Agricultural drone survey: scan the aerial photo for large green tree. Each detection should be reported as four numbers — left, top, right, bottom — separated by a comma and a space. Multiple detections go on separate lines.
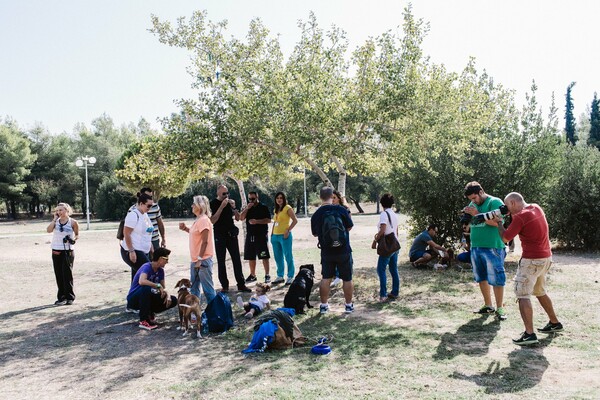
0, 120, 37, 218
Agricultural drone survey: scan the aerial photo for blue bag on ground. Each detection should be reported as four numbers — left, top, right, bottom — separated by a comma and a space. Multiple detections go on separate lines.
202, 292, 234, 333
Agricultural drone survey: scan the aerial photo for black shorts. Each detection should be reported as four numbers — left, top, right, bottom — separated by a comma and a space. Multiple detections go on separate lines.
321, 252, 353, 281
244, 234, 270, 260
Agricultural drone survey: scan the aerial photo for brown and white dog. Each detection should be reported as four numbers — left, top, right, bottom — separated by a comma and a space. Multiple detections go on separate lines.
174, 279, 202, 338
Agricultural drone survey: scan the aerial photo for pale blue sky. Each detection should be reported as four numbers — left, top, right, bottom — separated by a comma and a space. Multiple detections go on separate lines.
1, 0, 598, 134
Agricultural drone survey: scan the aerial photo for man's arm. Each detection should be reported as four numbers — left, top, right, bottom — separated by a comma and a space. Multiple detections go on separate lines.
157, 217, 166, 247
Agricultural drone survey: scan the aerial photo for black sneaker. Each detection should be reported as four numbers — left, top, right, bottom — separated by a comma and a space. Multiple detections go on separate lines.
537, 321, 563, 333
245, 275, 257, 283
54, 300, 67, 306
474, 305, 495, 314
264, 275, 271, 284
238, 286, 252, 293
512, 331, 539, 346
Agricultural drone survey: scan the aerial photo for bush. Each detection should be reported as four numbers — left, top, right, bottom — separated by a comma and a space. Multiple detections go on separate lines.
546, 145, 600, 249
94, 176, 135, 220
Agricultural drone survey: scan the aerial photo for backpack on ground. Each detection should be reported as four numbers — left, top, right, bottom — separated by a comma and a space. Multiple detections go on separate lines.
116, 209, 139, 240
202, 292, 234, 333
319, 208, 347, 249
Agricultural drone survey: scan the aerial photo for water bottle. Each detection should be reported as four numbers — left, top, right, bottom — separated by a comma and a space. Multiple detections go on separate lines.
201, 313, 209, 335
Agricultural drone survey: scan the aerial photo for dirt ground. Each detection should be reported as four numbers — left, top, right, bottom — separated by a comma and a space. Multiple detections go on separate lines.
1, 213, 599, 399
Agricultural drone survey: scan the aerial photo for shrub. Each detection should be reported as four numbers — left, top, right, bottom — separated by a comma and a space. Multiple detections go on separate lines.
94, 176, 135, 220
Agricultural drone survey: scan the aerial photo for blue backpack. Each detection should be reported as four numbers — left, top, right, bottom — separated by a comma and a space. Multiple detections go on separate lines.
319, 208, 347, 249
202, 292, 234, 333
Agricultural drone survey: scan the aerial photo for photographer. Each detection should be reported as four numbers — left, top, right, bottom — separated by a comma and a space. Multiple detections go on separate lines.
46, 203, 79, 306
492, 192, 563, 346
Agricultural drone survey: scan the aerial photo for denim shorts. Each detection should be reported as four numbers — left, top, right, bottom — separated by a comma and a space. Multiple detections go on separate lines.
471, 247, 506, 286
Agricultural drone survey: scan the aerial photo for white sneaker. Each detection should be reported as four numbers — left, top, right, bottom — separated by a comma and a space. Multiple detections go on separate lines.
330, 277, 341, 287
236, 296, 244, 309
285, 277, 294, 286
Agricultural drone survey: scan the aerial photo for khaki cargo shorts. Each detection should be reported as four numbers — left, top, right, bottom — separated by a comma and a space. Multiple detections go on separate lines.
513, 257, 552, 299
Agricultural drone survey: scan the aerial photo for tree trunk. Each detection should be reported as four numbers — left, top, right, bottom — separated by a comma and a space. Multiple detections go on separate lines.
332, 156, 347, 195
9, 200, 16, 220
348, 197, 365, 214
305, 158, 334, 189
296, 197, 302, 215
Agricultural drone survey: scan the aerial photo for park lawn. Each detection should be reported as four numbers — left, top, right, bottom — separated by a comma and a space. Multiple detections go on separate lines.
0, 217, 598, 399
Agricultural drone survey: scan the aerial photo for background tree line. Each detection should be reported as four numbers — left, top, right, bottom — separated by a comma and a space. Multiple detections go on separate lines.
2, 6, 599, 249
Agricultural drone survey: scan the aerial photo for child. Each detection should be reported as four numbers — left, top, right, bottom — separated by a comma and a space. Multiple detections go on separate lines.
236, 282, 271, 318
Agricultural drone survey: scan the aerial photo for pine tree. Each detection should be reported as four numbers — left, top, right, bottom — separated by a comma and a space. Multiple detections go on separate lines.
588, 92, 600, 150
565, 82, 577, 145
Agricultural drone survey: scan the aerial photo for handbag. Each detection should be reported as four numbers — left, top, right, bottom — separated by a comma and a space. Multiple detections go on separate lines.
376, 210, 401, 257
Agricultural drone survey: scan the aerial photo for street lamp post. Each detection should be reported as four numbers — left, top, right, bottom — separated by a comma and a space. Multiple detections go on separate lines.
303, 167, 308, 217
75, 156, 96, 230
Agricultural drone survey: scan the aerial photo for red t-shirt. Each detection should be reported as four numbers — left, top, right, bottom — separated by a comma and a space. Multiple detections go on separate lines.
502, 204, 551, 259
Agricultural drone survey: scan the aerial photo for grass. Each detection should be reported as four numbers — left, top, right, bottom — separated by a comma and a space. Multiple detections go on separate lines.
1, 218, 599, 399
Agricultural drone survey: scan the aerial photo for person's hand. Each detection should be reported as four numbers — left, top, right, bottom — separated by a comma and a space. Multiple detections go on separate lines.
220, 198, 229, 209
246, 201, 254, 209
463, 206, 478, 216
228, 199, 236, 209
371, 240, 377, 249
179, 222, 187, 231
160, 238, 166, 247
283, 230, 290, 239
249, 219, 257, 225
129, 251, 137, 263
195, 259, 202, 269
487, 216, 501, 227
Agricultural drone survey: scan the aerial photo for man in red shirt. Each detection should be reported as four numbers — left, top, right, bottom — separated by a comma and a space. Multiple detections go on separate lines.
494, 192, 563, 346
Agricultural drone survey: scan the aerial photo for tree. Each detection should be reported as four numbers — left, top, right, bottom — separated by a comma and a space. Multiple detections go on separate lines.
0, 119, 37, 218
588, 92, 600, 150
115, 134, 197, 201
150, 8, 424, 196
565, 82, 577, 145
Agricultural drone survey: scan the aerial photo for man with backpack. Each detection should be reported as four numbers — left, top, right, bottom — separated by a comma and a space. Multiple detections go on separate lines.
310, 186, 354, 314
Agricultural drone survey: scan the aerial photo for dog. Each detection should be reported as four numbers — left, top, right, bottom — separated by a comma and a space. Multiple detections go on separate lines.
174, 279, 202, 338
283, 264, 315, 314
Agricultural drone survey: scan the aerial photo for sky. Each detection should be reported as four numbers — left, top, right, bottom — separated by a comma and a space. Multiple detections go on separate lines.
1, 0, 599, 135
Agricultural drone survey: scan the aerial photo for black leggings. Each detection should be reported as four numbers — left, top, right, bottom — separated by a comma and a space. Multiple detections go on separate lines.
52, 249, 75, 301
120, 247, 151, 281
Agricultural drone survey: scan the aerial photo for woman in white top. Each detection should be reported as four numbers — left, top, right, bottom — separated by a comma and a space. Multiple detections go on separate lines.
120, 192, 154, 282
373, 193, 400, 302
46, 203, 79, 305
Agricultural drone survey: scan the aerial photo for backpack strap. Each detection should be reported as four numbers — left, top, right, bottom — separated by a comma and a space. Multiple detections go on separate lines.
384, 210, 394, 231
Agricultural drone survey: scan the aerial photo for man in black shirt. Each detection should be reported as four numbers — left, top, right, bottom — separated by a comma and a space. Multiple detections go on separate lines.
239, 191, 272, 283
210, 185, 251, 293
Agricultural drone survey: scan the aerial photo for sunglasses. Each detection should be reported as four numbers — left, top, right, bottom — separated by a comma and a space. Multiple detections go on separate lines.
222, 192, 229, 196
248, 197, 257, 201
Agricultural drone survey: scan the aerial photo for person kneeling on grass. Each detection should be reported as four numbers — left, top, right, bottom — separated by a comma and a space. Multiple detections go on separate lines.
236, 283, 271, 319
126, 247, 178, 330
409, 225, 450, 268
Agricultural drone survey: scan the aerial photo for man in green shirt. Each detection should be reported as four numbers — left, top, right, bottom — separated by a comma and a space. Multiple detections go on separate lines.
463, 181, 507, 320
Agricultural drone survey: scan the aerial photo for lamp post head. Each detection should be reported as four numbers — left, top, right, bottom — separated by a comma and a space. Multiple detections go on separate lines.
75, 159, 84, 167
88, 157, 96, 165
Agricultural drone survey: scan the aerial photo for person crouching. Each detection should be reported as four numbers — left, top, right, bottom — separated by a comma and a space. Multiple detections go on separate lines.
126, 247, 178, 330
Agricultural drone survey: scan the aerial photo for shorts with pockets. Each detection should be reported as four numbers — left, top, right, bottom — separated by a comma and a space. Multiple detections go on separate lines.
514, 257, 552, 299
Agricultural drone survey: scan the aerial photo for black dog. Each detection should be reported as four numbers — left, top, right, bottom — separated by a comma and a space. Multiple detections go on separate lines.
283, 264, 315, 314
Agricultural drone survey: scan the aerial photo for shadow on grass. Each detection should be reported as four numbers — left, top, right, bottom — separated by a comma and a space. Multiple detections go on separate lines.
433, 314, 501, 360
451, 335, 555, 394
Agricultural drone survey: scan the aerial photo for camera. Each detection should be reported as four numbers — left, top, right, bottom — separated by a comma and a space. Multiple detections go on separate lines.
473, 204, 509, 223
63, 235, 76, 245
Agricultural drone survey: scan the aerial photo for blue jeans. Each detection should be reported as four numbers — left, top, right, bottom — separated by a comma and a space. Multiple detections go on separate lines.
376, 251, 400, 298
471, 247, 506, 286
271, 233, 295, 278
190, 259, 216, 304
126, 285, 177, 323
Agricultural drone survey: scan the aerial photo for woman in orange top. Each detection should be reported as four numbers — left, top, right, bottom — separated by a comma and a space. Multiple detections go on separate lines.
270, 192, 298, 285
179, 195, 216, 303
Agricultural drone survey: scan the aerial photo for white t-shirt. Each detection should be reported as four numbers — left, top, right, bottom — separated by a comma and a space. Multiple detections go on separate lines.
249, 294, 270, 311
120, 209, 153, 253
378, 209, 398, 238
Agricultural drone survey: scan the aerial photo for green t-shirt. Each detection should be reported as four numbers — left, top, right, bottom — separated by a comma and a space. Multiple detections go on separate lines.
469, 195, 506, 249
